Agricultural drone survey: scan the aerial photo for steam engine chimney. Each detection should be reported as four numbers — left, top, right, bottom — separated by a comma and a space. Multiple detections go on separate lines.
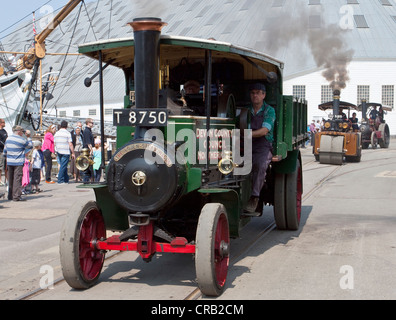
128, 18, 167, 138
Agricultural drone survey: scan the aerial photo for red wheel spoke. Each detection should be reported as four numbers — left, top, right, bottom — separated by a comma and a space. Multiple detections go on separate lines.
214, 214, 229, 287
78, 208, 105, 281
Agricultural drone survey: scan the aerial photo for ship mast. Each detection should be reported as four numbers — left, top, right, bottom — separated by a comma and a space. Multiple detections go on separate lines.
34, 0, 84, 59
22, 0, 83, 131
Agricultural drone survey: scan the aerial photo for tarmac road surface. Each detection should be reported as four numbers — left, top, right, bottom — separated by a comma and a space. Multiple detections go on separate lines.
0, 138, 395, 300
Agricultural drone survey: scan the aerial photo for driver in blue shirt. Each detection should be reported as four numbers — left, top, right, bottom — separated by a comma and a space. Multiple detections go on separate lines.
245, 83, 276, 213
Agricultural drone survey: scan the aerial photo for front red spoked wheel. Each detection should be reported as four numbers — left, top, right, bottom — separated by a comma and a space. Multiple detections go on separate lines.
214, 212, 229, 289
79, 206, 106, 282
195, 203, 230, 297
60, 201, 106, 289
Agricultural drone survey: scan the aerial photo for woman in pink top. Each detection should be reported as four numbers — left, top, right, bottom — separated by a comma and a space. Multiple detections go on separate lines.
42, 124, 56, 183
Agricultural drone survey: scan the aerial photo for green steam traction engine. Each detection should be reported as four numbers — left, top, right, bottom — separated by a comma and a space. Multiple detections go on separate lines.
59, 18, 308, 297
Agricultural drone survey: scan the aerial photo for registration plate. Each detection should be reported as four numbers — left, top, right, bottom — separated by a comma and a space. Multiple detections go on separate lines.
113, 109, 168, 127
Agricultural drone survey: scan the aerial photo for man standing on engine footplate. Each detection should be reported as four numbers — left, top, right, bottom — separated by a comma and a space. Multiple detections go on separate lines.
245, 83, 276, 213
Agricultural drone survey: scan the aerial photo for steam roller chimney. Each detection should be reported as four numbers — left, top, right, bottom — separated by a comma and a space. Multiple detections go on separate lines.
361, 99, 368, 121
332, 89, 341, 119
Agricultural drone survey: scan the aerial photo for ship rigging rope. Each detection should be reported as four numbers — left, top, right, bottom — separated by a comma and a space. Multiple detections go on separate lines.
1, 1, 101, 127
0, 0, 69, 41
0, 0, 52, 38
108, 0, 113, 39
43, 0, 100, 115
83, 0, 99, 42
42, 2, 84, 115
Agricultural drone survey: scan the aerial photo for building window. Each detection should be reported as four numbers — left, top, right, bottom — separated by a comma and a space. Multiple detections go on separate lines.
379, 0, 392, 6
354, 15, 369, 28
321, 85, 333, 104
105, 108, 113, 115
357, 85, 370, 105
89, 109, 97, 116
293, 85, 306, 100
73, 110, 81, 117
382, 85, 394, 108
59, 110, 66, 117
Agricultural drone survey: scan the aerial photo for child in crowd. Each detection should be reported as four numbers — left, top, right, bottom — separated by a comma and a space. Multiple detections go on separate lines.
93, 138, 102, 182
21, 152, 31, 195
31, 140, 44, 193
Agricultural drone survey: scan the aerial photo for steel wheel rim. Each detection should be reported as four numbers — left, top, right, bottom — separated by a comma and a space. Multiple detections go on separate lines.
79, 208, 106, 281
384, 131, 390, 145
296, 165, 302, 224
214, 213, 229, 288
371, 132, 377, 148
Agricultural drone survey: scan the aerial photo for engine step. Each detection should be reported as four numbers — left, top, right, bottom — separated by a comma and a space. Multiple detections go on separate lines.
241, 211, 262, 218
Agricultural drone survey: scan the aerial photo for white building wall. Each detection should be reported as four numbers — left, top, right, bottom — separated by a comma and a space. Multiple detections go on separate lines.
284, 60, 396, 136
55, 101, 124, 123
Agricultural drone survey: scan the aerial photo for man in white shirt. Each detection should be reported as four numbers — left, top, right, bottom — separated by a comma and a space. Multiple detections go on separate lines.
315, 120, 321, 132
54, 120, 75, 184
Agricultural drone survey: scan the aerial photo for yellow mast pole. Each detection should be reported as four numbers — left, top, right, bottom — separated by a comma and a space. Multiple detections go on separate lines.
35, 0, 83, 59
40, 59, 43, 132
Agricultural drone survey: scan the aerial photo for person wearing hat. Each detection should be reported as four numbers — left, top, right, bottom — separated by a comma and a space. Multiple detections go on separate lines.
245, 83, 276, 213
3, 125, 33, 201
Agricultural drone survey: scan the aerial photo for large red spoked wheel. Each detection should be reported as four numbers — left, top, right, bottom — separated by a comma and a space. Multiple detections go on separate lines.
195, 203, 230, 297
60, 200, 106, 289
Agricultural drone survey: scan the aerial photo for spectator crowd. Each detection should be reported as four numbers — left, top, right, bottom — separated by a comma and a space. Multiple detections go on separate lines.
0, 118, 107, 202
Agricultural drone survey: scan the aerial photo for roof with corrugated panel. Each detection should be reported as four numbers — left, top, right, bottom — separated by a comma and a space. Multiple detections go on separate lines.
1, 0, 395, 110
